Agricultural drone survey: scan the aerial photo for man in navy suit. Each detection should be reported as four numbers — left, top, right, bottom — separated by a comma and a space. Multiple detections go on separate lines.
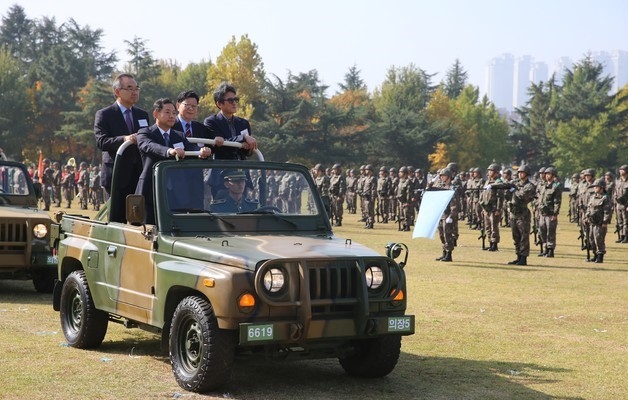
172, 90, 211, 143
136, 98, 211, 224
94, 73, 150, 222
203, 82, 258, 196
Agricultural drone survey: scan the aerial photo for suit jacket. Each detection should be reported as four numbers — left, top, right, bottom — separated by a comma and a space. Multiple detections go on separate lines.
203, 112, 252, 160
94, 102, 150, 191
172, 119, 211, 141
136, 125, 204, 223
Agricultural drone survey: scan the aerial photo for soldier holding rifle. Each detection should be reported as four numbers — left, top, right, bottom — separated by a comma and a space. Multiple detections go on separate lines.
506, 165, 536, 266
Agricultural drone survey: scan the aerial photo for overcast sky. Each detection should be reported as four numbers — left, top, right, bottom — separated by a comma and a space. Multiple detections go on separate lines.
6, 0, 628, 93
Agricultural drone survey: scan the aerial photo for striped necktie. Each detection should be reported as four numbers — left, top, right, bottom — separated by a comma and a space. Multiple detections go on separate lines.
163, 131, 170, 147
185, 122, 192, 137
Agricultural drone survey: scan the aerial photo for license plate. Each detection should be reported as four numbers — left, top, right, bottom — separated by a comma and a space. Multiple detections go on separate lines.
246, 324, 274, 342
47, 255, 58, 265
388, 317, 412, 332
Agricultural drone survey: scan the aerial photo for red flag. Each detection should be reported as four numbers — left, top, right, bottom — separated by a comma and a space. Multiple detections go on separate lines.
37, 151, 44, 182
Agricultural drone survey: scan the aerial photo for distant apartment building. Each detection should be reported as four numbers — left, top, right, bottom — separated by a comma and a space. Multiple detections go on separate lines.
513, 55, 534, 109
484, 53, 514, 110
551, 57, 572, 85
609, 50, 628, 92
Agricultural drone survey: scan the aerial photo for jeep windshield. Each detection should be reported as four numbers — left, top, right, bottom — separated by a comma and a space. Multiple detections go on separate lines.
0, 162, 38, 207
153, 160, 329, 233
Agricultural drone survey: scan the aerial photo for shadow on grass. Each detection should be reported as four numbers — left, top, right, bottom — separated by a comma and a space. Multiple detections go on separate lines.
453, 260, 628, 273
0, 280, 52, 305
91, 337, 581, 400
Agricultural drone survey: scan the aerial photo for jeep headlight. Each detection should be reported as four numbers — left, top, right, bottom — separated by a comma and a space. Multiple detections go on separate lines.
33, 224, 48, 239
263, 267, 285, 293
365, 265, 384, 289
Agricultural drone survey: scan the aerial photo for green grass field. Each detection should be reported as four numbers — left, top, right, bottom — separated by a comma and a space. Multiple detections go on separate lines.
1, 196, 626, 399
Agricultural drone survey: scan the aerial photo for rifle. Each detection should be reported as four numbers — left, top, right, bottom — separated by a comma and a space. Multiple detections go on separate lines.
531, 218, 543, 254
478, 217, 486, 250
577, 224, 586, 251
585, 224, 591, 261
614, 207, 621, 241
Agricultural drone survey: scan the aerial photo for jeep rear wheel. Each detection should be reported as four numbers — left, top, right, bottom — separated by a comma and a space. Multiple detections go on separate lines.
59, 270, 108, 348
339, 335, 402, 378
170, 296, 235, 393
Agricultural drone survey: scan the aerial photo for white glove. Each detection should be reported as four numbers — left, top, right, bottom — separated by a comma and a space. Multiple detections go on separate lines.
446, 217, 453, 224
485, 184, 492, 190
509, 187, 516, 192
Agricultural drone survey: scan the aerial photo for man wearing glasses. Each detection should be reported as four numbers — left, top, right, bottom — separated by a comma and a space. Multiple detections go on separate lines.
173, 90, 211, 143
204, 82, 258, 196
94, 73, 150, 222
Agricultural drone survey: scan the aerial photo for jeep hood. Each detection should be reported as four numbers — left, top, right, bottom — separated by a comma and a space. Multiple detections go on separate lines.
169, 235, 381, 270
0, 206, 50, 220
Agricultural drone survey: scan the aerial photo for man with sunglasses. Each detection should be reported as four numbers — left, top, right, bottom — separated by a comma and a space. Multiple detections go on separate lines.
204, 82, 258, 197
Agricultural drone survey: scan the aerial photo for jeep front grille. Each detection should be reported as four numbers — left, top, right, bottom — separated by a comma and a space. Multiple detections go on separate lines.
307, 261, 361, 314
0, 221, 27, 254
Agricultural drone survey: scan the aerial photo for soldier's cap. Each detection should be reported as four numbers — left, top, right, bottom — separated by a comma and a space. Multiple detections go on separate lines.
620, 165, 628, 171
590, 178, 606, 189
222, 169, 246, 181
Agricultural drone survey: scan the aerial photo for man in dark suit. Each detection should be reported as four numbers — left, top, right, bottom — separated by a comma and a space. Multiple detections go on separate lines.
203, 82, 258, 196
172, 90, 211, 142
94, 73, 150, 223
136, 98, 211, 224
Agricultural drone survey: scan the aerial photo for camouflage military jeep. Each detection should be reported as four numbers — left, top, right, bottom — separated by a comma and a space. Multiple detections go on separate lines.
52, 143, 414, 392
0, 160, 57, 292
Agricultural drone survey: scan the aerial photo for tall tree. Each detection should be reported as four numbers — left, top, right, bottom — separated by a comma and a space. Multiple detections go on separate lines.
0, 45, 29, 158
442, 59, 468, 99
338, 64, 367, 92
205, 34, 265, 119
0, 4, 33, 73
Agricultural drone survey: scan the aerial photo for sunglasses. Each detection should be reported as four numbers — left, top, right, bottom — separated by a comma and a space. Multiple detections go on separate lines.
222, 97, 240, 104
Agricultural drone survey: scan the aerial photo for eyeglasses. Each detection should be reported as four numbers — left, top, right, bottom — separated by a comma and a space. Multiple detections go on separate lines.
181, 103, 199, 110
222, 97, 240, 104
120, 87, 141, 92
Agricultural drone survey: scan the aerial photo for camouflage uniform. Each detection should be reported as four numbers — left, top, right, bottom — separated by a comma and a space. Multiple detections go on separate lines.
329, 164, 346, 226
376, 167, 391, 223
537, 167, 562, 257
52, 161, 62, 207
388, 167, 399, 222
585, 178, 613, 263
41, 160, 54, 211
61, 166, 75, 208
361, 165, 377, 229
614, 165, 628, 243
314, 164, 331, 219
578, 170, 596, 251
568, 173, 580, 223
395, 167, 412, 231
77, 162, 90, 210
433, 168, 459, 262
501, 169, 513, 226
90, 166, 102, 211
479, 164, 503, 251
507, 166, 536, 266
356, 166, 366, 221
467, 168, 484, 229
345, 169, 357, 214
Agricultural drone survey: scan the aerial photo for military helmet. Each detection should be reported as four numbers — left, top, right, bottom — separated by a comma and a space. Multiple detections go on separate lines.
359, 165, 365, 170
518, 165, 531, 175
365, 164, 373, 171
389, 167, 397, 173
415, 168, 422, 174
584, 168, 595, 176
487, 163, 500, 172
571, 173, 579, 179
604, 171, 613, 178
503, 169, 512, 175
439, 168, 452, 178
314, 163, 323, 171
43, 158, 50, 164
544, 167, 556, 175
473, 167, 481, 173
399, 166, 408, 173
379, 166, 387, 172
80, 161, 88, 168
446, 162, 458, 173
591, 177, 606, 189
538, 167, 546, 174
406, 166, 414, 173
332, 163, 341, 169
619, 165, 628, 171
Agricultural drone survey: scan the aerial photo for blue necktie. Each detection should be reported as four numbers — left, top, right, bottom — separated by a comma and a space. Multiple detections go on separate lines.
163, 131, 170, 147
185, 123, 192, 137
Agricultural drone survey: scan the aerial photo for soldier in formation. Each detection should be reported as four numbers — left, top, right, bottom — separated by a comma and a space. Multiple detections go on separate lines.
376, 167, 392, 223
479, 163, 504, 251
537, 167, 562, 257
584, 178, 613, 263
433, 168, 459, 262
329, 163, 346, 226
507, 165, 536, 266
615, 165, 628, 243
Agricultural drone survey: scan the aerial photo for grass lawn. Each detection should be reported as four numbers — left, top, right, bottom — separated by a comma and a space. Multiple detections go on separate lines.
0, 195, 626, 399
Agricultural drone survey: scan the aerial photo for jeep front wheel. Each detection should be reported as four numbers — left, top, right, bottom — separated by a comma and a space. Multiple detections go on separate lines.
339, 335, 402, 378
170, 296, 235, 393
59, 270, 108, 348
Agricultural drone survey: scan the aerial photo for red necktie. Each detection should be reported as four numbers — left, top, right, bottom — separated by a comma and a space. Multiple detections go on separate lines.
124, 109, 134, 133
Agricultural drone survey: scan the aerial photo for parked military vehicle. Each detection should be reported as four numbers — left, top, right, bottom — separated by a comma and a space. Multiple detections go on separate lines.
52, 141, 413, 392
0, 160, 57, 292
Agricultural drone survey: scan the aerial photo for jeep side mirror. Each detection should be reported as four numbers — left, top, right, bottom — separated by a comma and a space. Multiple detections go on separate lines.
386, 242, 408, 268
126, 195, 146, 225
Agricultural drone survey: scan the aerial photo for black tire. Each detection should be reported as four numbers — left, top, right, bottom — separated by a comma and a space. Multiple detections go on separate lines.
170, 296, 235, 393
32, 270, 56, 293
339, 335, 402, 378
59, 270, 108, 348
